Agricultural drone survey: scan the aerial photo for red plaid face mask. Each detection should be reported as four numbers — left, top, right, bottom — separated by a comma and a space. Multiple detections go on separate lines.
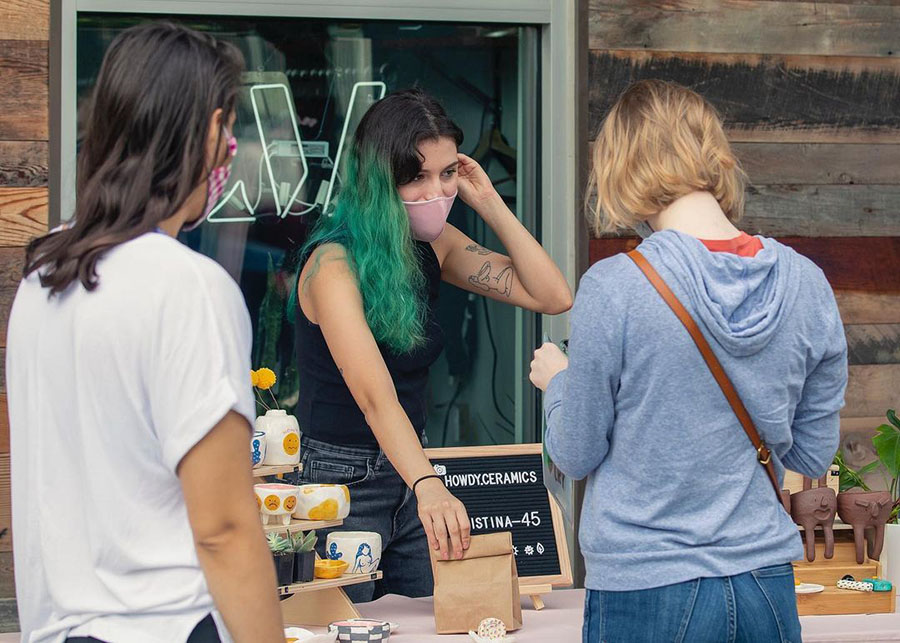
184, 127, 238, 231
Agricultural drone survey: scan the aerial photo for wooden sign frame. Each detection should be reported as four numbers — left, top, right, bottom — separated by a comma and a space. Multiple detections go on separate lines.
425, 442, 574, 604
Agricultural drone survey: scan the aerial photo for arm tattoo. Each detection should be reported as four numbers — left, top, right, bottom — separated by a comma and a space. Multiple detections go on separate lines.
468, 261, 513, 297
465, 243, 493, 256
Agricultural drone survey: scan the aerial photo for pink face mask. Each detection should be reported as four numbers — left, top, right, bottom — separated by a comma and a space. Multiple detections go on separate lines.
184, 127, 238, 232
403, 192, 457, 242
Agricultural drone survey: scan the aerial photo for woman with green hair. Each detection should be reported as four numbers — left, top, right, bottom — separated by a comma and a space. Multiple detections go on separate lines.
293, 88, 572, 601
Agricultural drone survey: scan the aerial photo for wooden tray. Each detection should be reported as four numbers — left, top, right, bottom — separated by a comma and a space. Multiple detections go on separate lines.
793, 534, 895, 616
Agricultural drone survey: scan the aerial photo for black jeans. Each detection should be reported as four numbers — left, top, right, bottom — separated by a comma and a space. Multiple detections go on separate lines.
65, 613, 220, 643
288, 435, 433, 602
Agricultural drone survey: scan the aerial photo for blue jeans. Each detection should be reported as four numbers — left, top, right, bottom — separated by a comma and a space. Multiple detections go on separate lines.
290, 435, 433, 602
583, 563, 801, 643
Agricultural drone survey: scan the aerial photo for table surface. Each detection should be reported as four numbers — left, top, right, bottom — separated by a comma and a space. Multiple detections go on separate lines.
0, 589, 898, 642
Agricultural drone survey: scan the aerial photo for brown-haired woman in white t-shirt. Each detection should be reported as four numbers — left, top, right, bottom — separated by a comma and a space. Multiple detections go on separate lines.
9, 22, 283, 643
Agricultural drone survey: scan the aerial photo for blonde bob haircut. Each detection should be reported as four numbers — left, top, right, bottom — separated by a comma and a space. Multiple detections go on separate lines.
587, 79, 747, 236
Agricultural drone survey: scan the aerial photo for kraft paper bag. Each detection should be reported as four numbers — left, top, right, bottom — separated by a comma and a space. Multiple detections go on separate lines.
430, 531, 523, 634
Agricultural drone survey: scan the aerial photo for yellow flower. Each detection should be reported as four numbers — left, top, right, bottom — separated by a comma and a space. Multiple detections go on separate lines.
250, 370, 259, 387
255, 368, 277, 390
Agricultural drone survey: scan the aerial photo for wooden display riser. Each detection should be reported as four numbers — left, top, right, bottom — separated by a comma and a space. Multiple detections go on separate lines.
253, 463, 301, 479
797, 586, 896, 616
792, 533, 895, 616
794, 562, 878, 586
280, 572, 382, 627
278, 571, 382, 597
263, 518, 343, 534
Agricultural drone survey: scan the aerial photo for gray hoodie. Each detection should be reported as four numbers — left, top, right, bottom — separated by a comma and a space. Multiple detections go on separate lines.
544, 229, 847, 591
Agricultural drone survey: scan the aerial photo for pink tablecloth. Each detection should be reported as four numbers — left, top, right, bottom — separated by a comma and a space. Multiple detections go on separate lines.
0, 590, 897, 642
357, 590, 900, 643
356, 590, 585, 642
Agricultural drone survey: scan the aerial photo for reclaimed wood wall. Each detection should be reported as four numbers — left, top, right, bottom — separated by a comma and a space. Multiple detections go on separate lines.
587, 0, 900, 477
0, 0, 50, 617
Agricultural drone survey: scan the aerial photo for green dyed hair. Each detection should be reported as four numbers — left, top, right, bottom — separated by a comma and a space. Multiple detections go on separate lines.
290, 88, 463, 354
293, 149, 426, 353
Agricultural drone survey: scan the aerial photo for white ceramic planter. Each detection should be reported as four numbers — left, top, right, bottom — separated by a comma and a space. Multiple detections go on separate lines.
254, 483, 300, 526
256, 410, 301, 466
880, 522, 900, 586
294, 484, 351, 521
326, 531, 382, 574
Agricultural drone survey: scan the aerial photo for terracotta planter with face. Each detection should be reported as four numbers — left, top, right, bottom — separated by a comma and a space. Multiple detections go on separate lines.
837, 490, 893, 564
790, 476, 836, 562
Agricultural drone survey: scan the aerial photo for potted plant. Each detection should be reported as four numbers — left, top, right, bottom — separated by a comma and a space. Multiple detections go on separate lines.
874, 410, 900, 583
267, 532, 295, 587
834, 410, 900, 582
292, 530, 318, 583
252, 367, 301, 466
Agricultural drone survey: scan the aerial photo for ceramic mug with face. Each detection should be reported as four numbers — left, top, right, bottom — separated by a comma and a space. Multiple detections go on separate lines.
256, 409, 301, 466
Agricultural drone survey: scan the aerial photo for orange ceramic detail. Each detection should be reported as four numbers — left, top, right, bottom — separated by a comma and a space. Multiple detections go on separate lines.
308, 499, 339, 521
314, 559, 349, 579
283, 433, 299, 455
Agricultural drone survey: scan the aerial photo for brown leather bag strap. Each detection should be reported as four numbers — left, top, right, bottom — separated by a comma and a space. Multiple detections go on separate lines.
627, 249, 783, 505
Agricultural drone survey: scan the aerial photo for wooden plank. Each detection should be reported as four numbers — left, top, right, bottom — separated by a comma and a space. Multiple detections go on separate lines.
0, 597, 18, 632
794, 536, 872, 567
588, 50, 900, 143
263, 518, 343, 534
0, 397, 7, 456
281, 585, 360, 627
777, 238, 900, 292
0, 552, 14, 600
734, 143, 900, 186
278, 571, 382, 596
845, 325, 900, 365
253, 463, 300, 478
0, 188, 47, 247
835, 293, 900, 325
588, 1, 900, 57
0, 40, 48, 140
844, 364, 900, 418
795, 563, 879, 587
588, 237, 639, 265
840, 416, 886, 432
0, 455, 9, 553
742, 189, 900, 237
797, 585, 895, 616
0, 141, 48, 188
0, 248, 24, 350
0, 0, 48, 41
590, 237, 900, 292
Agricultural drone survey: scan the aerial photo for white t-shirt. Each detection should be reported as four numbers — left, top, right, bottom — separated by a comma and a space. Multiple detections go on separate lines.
6, 232, 255, 643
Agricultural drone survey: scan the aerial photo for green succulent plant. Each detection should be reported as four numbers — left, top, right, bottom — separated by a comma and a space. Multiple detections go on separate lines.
266, 532, 292, 553
291, 530, 318, 554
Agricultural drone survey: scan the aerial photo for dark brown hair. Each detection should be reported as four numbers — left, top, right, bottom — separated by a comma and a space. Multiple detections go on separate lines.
25, 21, 244, 294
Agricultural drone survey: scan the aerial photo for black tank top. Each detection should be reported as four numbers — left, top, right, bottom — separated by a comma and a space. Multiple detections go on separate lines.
295, 241, 445, 446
